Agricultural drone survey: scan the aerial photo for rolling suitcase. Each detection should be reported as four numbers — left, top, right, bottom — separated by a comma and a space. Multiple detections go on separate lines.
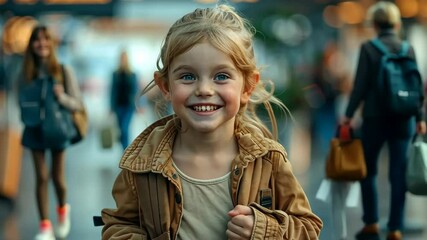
100, 125, 114, 149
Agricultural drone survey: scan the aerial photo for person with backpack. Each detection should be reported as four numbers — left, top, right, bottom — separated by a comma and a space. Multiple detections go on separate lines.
341, 2, 426, 240
110, 50, 139, 150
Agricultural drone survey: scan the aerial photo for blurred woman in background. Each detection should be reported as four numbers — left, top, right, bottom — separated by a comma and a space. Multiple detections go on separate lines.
20, 25, 83, 240
110, 49, 139, 150
342, 2, 426, 240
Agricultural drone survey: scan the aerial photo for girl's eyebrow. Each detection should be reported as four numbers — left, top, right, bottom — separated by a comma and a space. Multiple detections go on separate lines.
214, 64, 237, 71
172, 64, 237, 73
172, 65, 192, 73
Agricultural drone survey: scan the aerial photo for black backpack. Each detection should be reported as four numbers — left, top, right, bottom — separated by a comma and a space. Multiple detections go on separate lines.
370, 38, 424, 117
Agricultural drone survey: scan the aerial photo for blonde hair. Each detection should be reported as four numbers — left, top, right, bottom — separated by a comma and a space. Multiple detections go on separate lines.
143, 5, 287, 140
23, 25, 62, 83
367, 1, 401, 30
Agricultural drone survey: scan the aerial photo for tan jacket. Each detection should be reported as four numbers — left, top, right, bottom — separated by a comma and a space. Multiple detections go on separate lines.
102, 116, 322, 240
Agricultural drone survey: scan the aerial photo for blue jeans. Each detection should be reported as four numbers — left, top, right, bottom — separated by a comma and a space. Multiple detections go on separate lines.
115, 106, 134, 150
360, 116, 415, 231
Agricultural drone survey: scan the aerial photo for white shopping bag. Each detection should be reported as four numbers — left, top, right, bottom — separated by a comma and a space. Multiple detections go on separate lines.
316, 179, 361, 240
315, 179, 360, 207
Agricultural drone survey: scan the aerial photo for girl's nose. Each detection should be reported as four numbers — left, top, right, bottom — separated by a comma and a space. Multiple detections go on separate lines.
195, 79, 214, 96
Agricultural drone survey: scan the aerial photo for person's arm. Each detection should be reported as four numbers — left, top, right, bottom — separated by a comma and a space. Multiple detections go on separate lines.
101, 170, 147, 240
56, 65, 83, 111
249, 153, 322, 239
345, 43, 371, 120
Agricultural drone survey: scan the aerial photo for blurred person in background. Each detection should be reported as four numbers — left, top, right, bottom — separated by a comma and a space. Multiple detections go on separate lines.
341, 2, 426, 240
110, 49, 139, 150
19, 25, 84, 240
310, 41, 341, 157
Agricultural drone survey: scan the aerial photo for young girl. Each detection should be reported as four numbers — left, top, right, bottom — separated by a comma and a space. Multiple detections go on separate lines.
102, 5, 322, 239
20, 25, 83, 240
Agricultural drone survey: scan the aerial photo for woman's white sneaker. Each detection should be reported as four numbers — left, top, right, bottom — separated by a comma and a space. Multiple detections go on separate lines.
56, 204, 71, 238
35, 230, 55, 240
35, 220, 55, 240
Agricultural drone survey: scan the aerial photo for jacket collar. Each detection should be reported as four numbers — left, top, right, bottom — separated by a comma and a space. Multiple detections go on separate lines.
378, 28, 396, 37
119, 115, 284, 173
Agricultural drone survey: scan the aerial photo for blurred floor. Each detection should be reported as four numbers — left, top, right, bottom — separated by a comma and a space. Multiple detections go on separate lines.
1, 111, 427, 240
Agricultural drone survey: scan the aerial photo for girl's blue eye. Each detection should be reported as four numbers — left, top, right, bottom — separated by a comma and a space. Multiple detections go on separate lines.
181, 74, 196, 81
215, 73, 229, 81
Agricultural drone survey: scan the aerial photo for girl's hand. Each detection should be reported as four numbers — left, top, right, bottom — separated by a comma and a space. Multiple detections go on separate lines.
341, 116, 351, 126
226, 205, 254, 240
53, 84, 65, 98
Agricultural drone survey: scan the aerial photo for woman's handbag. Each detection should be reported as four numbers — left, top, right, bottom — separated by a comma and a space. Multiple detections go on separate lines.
70, 107, 88, 144
325, 125, 367, 181
42, 78, 77, 147
406, 134, 427, 195
19, 79, 43, 127
19, 74, 81, 147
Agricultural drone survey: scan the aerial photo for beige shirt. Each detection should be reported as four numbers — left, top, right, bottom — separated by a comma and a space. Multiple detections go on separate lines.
174, 162, 233, 240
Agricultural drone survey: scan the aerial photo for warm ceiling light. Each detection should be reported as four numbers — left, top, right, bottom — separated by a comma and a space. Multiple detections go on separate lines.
396, 0, 419, 18
2, 16, 38, 54
419, 0, 427, 18
338, 1, 365, 25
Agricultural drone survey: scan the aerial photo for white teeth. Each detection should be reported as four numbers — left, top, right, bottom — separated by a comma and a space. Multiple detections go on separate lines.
193, 105, 218, 112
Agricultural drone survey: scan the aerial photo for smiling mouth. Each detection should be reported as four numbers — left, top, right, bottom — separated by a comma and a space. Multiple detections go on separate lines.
191, 105, 219, 112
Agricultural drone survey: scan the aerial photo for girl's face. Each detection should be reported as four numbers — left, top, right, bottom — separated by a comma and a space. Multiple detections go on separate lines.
158, 42, 253, 134
32, 31, 51, 59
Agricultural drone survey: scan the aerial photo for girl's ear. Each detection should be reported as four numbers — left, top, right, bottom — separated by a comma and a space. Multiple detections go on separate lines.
154, 71, 170, 100
241, 71, 260, 104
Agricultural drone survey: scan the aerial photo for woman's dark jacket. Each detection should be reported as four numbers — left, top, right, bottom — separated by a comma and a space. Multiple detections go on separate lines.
345, 30, 424, 122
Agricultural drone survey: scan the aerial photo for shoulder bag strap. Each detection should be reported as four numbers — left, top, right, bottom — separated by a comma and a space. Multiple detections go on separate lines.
60, 64, 68, 94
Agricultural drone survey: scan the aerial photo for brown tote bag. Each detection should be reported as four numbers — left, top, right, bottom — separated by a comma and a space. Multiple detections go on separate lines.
71, 106, 88, 144
61, 65, 88, 144
326, 125, 367, 181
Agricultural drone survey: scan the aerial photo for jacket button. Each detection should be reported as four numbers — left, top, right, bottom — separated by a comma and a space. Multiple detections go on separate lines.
175, 193, 182, 204
234, 168, 240, 176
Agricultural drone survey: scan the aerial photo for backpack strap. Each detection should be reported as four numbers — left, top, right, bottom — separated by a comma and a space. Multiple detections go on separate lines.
371, 38, 410, 56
